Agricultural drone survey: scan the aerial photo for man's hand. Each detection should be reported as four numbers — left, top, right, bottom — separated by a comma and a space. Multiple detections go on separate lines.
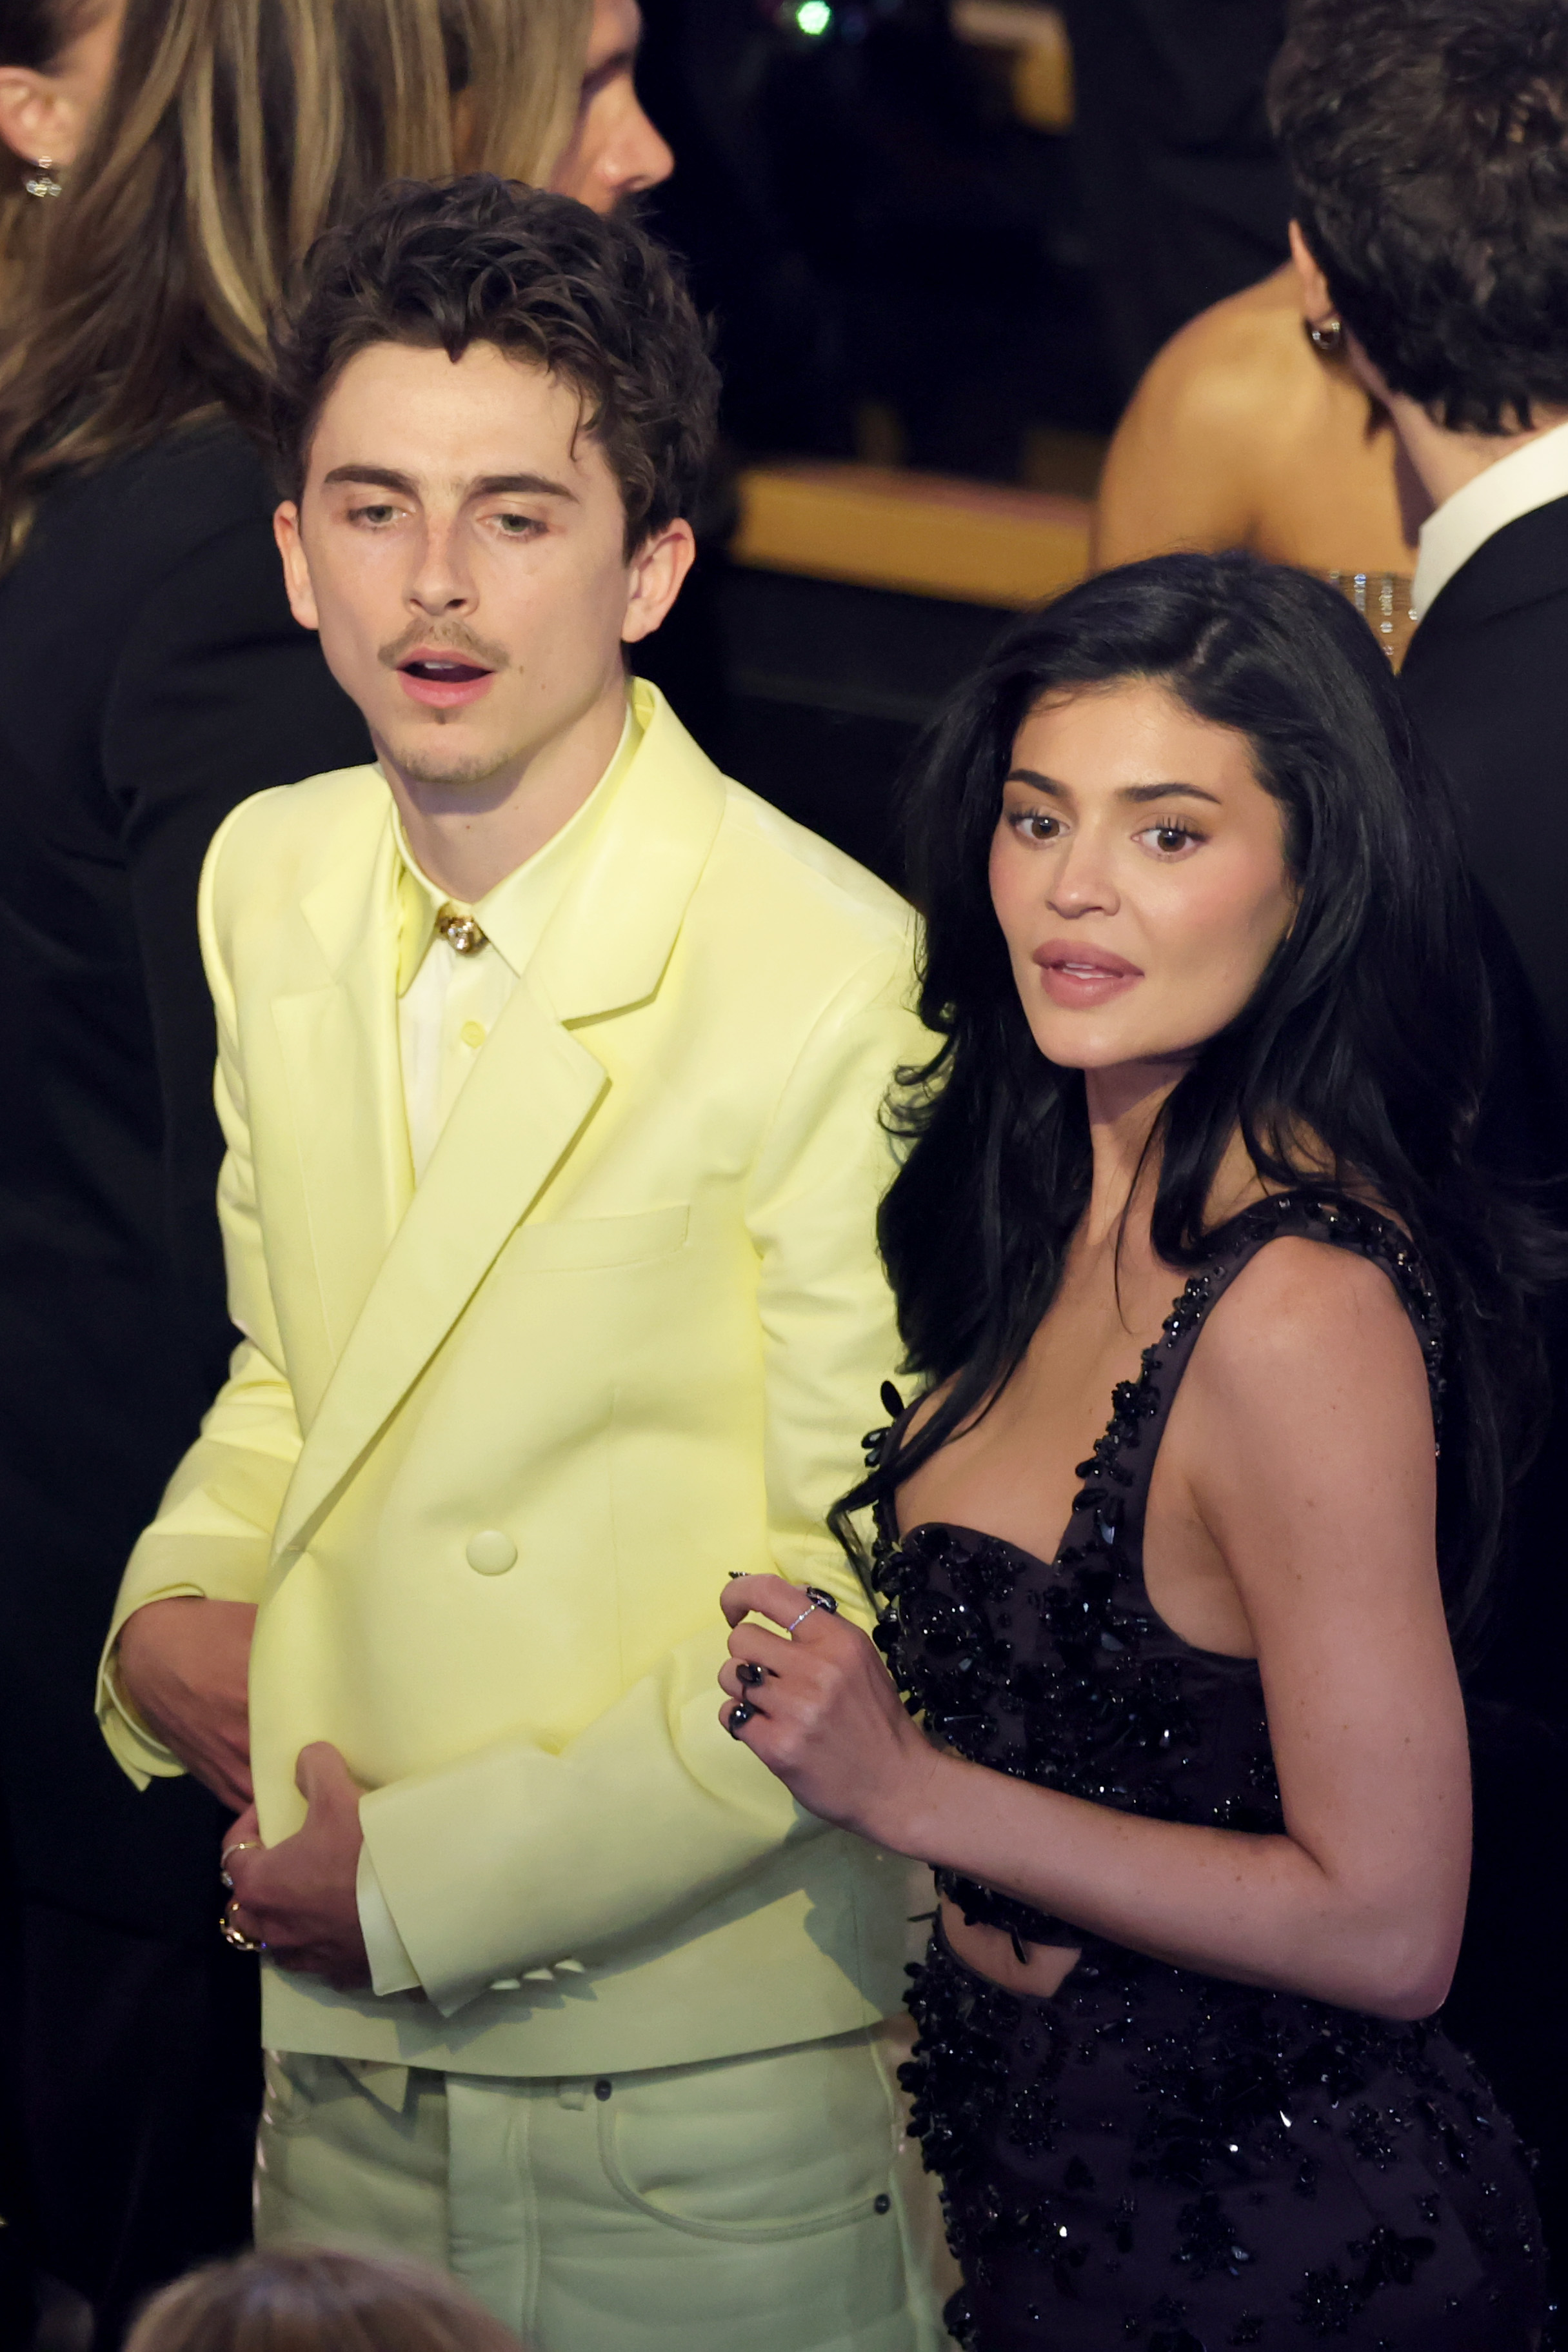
115, 1596, 257, 1809
224, 1742, 371, 1991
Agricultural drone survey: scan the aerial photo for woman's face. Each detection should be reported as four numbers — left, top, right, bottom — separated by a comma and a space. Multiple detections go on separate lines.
547, 0, 671, 214
989, 678, 1298, 1077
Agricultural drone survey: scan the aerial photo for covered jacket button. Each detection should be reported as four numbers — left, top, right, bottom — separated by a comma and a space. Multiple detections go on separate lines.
466, 1529, 517, 1575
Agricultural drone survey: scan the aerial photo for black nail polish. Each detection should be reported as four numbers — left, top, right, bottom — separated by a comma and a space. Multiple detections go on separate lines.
728, 1702, 755, 1737
804, 1587, 839, 1614
739, 1661, 764, 1687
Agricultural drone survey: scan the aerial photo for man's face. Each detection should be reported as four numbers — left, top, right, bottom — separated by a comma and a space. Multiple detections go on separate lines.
274, 339, 690, 798
549, 0, 671, 214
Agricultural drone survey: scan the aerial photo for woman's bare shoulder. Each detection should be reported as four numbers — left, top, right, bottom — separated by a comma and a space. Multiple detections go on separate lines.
1127, 270, 1314, 437
1186, 1234, 1429, 1406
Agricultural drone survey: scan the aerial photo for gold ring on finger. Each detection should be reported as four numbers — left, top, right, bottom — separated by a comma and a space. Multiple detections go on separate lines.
219, 1897, 264, 1954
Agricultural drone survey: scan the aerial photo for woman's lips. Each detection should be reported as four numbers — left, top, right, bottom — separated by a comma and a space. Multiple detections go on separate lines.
397, 655, 497, 710
1033, 942, 1144, 1008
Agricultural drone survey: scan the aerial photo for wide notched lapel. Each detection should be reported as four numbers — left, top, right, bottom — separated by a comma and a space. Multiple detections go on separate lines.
272, 690, 729, 1557
269, 815, 413, 1430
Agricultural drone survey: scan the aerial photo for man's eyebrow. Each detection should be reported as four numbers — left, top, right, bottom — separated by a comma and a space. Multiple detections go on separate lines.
1003, 768, 1222, 807
321, 464, 417, 493
470, 472, 577, 502
319, 466, 578, 503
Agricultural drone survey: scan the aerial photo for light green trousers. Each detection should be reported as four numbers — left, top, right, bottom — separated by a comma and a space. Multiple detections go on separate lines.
254, 2026, 948, 2352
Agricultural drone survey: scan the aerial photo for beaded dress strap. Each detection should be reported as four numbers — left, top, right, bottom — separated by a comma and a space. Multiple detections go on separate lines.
1069, 1191, 1445, 1560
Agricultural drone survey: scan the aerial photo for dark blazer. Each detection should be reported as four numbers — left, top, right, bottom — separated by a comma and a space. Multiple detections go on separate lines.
1400, 492, 1568, 2297
0, 419, 369, 1940
1402, 491, 1568, 1126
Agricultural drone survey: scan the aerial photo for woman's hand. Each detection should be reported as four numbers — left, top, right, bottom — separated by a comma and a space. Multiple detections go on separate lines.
717, 1573, 942, 1848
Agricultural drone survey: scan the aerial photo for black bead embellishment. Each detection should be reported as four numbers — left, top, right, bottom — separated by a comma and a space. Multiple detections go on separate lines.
868, 1193, 1540, 2346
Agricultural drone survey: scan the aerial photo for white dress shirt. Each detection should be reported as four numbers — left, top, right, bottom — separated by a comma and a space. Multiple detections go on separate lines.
357, 693, 642, 1995
1412, 414, 1568, 619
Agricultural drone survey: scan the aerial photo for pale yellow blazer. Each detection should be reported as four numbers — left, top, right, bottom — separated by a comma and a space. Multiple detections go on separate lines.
101, 683, 932, 2078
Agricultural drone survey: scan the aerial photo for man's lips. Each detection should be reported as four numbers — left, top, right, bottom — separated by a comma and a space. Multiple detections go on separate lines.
395, 650, 497, 710
1032, 941, 1144, 1008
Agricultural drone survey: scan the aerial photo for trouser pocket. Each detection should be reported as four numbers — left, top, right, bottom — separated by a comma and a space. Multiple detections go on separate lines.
594, 2029, 897, 2242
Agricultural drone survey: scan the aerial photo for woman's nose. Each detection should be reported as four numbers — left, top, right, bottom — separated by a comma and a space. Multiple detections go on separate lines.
603, 98, 673, 202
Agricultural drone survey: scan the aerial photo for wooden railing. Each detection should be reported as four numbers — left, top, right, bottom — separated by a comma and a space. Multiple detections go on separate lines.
731, 461, 1093, 609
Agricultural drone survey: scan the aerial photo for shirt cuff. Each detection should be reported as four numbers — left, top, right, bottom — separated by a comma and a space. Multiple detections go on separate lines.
356, 1842, 422, 1996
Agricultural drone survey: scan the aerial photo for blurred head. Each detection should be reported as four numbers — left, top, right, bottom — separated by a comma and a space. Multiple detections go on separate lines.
270, 175, 716, 795
124, 2244, 521, 2352
989, 679, 1296, 1085
549, 0, 671, 212
0, 0, 605, 560
0, 0, 122, 173
848, 550, 1545, 1637
1270, 0, 1568, 432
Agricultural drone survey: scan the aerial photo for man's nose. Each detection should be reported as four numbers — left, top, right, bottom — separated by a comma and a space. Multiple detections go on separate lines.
407, 522, 473, 612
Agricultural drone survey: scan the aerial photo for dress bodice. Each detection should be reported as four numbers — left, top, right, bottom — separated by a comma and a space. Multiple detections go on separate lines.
870, 1190, 1444, 1954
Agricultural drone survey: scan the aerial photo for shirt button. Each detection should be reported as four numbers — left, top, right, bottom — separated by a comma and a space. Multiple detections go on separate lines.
459, 1019, 486, 1049
466, 1529, 517, 1575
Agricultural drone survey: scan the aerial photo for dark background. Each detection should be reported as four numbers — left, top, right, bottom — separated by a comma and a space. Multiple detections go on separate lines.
631, 0, 1292, 888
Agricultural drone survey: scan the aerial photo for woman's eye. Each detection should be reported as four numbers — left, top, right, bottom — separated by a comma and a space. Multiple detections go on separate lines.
1138, 821, 1202, 856
1011, 809, 1060, 842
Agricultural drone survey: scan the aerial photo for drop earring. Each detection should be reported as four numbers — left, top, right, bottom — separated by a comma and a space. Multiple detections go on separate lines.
24, 157, 62, 199
1304, 313, 1344, 357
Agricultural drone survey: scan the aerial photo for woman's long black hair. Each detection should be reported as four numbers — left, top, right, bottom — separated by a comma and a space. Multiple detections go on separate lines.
834, 550, 1560, 1646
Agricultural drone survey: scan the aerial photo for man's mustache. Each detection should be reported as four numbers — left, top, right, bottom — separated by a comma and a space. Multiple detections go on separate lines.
377, 622, 512, 672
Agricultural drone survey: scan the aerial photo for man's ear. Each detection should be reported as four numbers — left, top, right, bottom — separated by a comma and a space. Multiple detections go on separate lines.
1287, 219, 1335, 328
620, 517, 697, 646
273, 501, 320, 633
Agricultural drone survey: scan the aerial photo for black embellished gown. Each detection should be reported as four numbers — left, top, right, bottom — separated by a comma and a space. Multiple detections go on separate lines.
873, 1192, 1547, 2351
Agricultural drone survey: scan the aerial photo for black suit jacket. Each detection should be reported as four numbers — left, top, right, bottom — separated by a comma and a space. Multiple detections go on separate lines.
1401, 493, 1568, 2278
0, 419, 370, 1940
1402, 492, 1568, 1131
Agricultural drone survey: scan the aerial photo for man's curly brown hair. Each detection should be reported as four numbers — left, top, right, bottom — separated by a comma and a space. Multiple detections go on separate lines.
1270, 0, 1568, 434
269, 175, 719, 552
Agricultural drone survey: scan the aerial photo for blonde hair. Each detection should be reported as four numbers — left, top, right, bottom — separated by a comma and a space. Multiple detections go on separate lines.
0, 0, 590, 556
124, 2245, 523, 2352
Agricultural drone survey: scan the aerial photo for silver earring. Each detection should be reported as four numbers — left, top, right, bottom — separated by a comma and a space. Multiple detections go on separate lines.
1305, 314, 1344, 357
24, 157, 62, 199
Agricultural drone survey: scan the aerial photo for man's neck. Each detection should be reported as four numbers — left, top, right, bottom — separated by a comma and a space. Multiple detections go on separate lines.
1384, 388, 1568, 512
381, 677, 629, 904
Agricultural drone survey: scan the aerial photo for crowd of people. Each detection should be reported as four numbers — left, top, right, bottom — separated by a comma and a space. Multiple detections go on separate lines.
0, 1, 1566, 2350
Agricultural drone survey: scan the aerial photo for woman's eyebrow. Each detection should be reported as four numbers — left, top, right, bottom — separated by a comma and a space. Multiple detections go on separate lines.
1003, 770, 1222, 807
1120, 781, 1223, 806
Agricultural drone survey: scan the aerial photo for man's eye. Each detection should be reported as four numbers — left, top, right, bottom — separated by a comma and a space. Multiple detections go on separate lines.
494, 512, 544, 537
352, 504, 399, 526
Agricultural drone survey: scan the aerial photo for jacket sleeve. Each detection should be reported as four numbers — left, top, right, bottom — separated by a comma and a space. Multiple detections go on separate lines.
360, 933, 931, 2015
97, 799, 306, 1784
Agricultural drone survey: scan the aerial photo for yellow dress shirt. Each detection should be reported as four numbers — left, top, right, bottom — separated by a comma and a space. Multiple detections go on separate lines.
394, 699, 641, 1182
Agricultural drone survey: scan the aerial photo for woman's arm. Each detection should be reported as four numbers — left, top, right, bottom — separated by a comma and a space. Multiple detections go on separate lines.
720, 1240, 1469, 2019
